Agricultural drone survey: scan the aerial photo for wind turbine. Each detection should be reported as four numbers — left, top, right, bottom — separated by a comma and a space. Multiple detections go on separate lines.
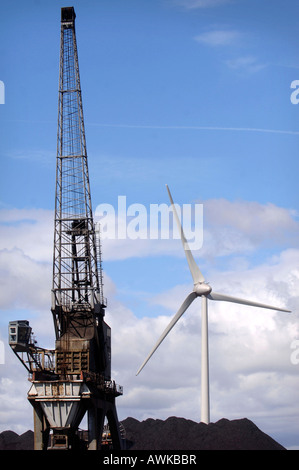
136, 185, 291, 424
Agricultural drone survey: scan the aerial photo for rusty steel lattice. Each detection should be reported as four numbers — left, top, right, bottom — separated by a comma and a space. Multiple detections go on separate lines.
9, 7, 123, 450
52, 7, 104, 326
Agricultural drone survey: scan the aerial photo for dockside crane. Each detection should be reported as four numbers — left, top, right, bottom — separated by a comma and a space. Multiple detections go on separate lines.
9, 7, 123, 450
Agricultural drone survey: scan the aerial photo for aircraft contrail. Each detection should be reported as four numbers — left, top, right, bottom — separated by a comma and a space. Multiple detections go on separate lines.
88, 123, 299, 136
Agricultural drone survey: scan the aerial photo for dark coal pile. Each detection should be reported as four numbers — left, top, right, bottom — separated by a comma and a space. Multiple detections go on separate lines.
0, 417, 285, 450
0, 430, 34, 450
121, 417, 286, 450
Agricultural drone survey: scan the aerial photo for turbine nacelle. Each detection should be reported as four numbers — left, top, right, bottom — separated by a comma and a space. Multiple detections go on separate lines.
193, 282, 212, 296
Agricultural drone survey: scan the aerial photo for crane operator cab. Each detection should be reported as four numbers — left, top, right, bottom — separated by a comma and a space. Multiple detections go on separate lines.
8, 320, 32, 352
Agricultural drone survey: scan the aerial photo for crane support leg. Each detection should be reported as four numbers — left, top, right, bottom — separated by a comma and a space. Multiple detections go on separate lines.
87, 399, 123, 450
33, 403, 49, 450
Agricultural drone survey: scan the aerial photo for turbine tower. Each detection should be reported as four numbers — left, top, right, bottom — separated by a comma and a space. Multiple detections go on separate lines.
9, 7, 123, 450
137, 185, 291, 424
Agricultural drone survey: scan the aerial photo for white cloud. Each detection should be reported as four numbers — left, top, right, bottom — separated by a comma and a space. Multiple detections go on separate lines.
108, 248, 299, 445
176, 0, 232, 9
204, 200, 298, 237
225, 56, 267, 73
99, 198, 299, 261
1, 200, 298, 269
0, 371, 33, 433
200, 199, 299, 258
195, 29, 240, 46
0, 208, 53, 262
193, 27, 267, 73
0, 205, 298, 448
1, 248, 298, 446
0, 248, 51, 311
1, 200, 297, 269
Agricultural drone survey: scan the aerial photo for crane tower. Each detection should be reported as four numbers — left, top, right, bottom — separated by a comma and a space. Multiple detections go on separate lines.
8, 7, 123, 450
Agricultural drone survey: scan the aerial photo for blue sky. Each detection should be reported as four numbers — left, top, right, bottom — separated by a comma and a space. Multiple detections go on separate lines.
0, 0, 299, 449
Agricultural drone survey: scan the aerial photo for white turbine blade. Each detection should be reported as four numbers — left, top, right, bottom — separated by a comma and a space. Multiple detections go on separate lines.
208, 291, 291, 312
166, 184, 205, 284
136, 291, 197, 376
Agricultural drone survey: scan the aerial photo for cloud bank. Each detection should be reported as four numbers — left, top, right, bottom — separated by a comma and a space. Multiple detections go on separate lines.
0, 201, 298, 448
